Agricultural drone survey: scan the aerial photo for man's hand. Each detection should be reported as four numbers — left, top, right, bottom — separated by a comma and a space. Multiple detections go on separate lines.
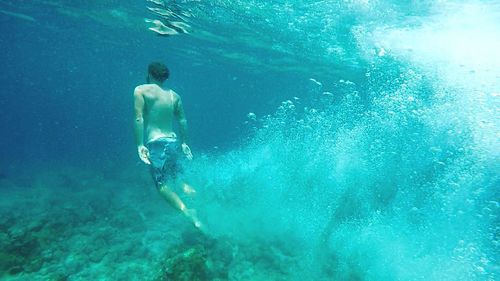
138, 145, 151, 165
181, 143, 193, 160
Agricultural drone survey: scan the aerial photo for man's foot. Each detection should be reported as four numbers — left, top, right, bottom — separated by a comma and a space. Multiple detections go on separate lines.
184, 209, 206, 232
182, 183, 197, 196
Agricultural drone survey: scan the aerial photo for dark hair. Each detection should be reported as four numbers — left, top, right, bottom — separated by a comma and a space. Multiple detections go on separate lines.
148, 62, 169, 82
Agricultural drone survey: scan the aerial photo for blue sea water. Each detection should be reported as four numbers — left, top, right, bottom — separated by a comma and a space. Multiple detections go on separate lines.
0, 0, 498, 280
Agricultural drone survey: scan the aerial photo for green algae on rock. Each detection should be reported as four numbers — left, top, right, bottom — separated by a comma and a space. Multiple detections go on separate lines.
154, 245, 209, 281
153, 233, 298, 281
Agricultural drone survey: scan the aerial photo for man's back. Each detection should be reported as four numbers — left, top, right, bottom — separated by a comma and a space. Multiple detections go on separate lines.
137, 84, 178, 142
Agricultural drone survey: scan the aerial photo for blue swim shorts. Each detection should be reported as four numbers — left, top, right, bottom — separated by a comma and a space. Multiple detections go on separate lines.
146, 137, 183, 187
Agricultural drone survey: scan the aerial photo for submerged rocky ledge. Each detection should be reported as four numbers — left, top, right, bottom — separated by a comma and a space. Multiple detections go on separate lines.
0, 169, 298, 281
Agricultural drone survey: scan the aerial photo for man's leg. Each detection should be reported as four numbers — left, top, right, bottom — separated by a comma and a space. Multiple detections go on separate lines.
157, 183, 202, 229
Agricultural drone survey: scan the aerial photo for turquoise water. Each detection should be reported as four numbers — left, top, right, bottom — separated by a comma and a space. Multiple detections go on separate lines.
0, 0, 498, 280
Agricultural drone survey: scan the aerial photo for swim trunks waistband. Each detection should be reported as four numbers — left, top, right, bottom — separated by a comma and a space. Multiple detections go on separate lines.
147, 135, 177, 144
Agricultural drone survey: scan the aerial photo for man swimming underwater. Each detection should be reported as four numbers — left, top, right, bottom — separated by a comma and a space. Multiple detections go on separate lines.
134, 62, 202, 229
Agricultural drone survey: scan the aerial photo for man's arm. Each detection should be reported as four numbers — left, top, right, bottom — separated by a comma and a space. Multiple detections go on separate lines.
175, 94, 193, 160
175, 95, 188, 144
134, 87, 151, 164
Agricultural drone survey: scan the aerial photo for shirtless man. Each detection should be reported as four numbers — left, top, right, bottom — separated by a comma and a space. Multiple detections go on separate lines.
134, 62, 201, 229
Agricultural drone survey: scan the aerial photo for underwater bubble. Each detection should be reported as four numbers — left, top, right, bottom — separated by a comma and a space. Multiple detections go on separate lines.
144, 18, 179, 35
487, 201, 498, 208
339, 79, 355, 85
309, 78, 322, 87
147, 7, 173, 17
247, 112, 257, 121
147, 0, 165, 5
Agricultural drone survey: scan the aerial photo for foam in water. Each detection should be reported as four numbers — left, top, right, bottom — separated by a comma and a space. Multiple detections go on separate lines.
182, 2, 499, 279
187, 66, 498, 280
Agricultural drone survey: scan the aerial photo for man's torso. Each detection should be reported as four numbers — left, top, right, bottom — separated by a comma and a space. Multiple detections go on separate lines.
139, 84, 178, 142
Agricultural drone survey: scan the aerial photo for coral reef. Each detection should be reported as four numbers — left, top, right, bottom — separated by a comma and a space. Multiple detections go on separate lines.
153, 229, 298, 281
0, 168, 299, 281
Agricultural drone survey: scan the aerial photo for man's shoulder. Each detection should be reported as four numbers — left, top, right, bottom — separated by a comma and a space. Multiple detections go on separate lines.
170, 89, 181, 100
134, 84, 154, 94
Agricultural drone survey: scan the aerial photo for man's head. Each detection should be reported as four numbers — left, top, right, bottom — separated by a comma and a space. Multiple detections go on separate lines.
147, 62, 169, 83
